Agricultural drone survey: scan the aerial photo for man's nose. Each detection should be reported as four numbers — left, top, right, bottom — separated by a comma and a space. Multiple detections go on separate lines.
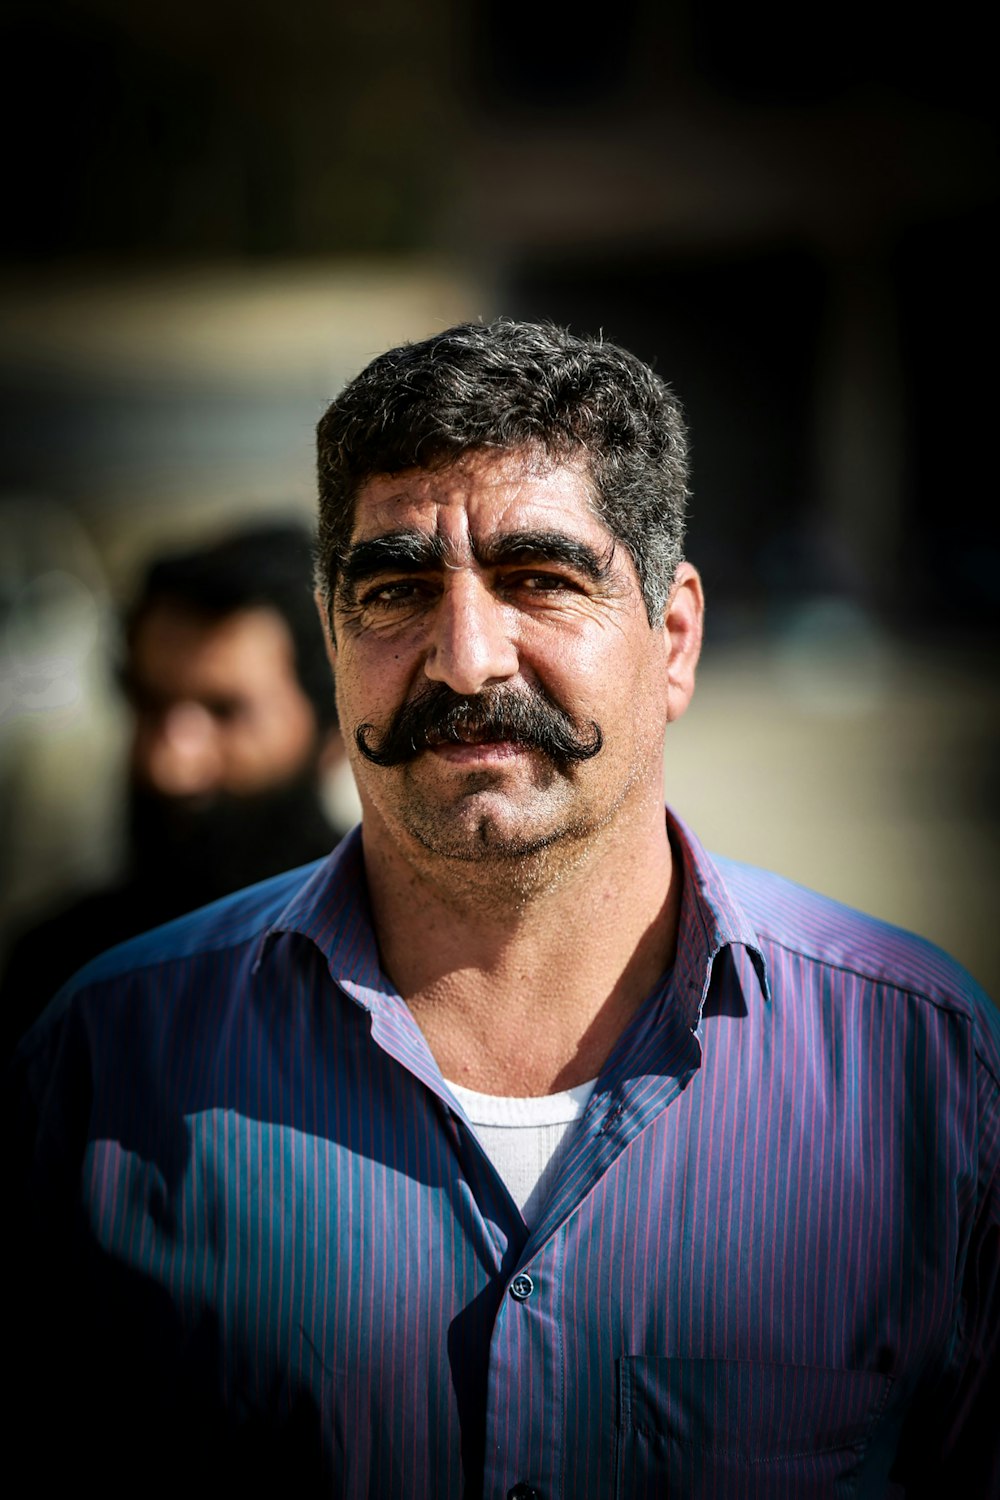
134, 703, 224, 797
423, 573, 519, 695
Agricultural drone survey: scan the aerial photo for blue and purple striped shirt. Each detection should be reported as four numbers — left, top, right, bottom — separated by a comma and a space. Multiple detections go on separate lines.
10, 810, 999, 1498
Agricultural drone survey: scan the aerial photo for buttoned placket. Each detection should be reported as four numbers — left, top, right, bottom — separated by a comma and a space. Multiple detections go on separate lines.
336, 954, 714, 1500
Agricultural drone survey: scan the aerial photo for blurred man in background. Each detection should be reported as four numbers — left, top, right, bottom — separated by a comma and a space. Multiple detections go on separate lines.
0, 519, 351, 1055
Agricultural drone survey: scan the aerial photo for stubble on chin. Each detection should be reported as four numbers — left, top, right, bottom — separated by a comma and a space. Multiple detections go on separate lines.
395, 758, 568, 858
388, 761, 634, 907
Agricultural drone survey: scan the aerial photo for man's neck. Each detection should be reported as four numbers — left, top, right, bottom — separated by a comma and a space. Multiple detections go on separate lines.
361, 802, 679, 1096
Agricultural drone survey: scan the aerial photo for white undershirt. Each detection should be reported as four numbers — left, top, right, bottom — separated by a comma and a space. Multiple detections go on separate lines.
445, 1076, 598, 1226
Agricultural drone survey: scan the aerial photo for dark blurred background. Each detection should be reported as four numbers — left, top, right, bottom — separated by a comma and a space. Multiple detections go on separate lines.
1, 0, 997, 992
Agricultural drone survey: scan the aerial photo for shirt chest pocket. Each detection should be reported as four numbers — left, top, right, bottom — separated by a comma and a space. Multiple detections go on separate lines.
616, 1357, 895, 1500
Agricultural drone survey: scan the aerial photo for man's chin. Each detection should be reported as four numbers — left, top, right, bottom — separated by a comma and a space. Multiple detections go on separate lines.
398, 784, 585, 864
411, 819, 565, 863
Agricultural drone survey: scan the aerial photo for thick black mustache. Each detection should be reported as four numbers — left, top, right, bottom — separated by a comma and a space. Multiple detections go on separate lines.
355, 683, 603, 769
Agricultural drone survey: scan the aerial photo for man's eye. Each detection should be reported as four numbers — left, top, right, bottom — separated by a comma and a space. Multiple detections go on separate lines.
360, 580, 426, 608
206, 699, 243, 723
510, 572, 577, 593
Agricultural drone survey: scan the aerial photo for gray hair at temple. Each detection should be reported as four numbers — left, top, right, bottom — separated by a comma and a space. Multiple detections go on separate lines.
314, 319, 690, 626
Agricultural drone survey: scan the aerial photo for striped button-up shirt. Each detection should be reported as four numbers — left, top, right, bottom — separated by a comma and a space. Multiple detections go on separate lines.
10, 811, 999, 1499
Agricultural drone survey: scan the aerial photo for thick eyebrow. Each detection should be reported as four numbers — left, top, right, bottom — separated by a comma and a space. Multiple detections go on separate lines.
474, 530, 616, 583
339, 531, 450, 594
339, 527, 615, 596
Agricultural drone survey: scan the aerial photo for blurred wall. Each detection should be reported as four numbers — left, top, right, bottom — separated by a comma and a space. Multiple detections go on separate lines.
1, 0, 997, 993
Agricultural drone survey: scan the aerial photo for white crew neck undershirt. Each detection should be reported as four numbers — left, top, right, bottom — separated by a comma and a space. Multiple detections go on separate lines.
445, 1076, 598, 1226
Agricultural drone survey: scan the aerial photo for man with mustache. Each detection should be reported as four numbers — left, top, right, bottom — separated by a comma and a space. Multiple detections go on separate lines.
10, 321, 999, 1498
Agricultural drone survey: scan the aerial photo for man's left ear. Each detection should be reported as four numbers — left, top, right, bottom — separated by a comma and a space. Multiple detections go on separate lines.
662, 563, 704, 724
315, 589, 337, 666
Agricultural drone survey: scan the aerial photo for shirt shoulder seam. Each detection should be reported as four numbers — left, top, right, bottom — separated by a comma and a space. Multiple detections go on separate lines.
754, 930, 1000, 1089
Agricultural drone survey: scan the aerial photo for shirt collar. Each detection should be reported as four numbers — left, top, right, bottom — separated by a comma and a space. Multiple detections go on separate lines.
256, 808, 771, 1017
666, 805, 771, 1025
252, 827, 387, 1009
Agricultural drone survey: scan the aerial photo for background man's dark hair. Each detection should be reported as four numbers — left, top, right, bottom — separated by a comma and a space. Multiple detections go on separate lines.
126, 519, 337, 730
315, 319, 690, 625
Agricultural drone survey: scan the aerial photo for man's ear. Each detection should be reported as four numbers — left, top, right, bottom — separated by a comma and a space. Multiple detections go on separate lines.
315, 589, 337, 666
662, 563, 704, 724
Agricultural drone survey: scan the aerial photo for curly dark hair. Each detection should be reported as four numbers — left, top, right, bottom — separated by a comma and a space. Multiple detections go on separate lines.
315, 318, 690, 624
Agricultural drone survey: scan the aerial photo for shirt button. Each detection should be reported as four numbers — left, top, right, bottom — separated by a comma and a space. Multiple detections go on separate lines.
507, 1486, 539, 1500
509, 1272, 534, 1301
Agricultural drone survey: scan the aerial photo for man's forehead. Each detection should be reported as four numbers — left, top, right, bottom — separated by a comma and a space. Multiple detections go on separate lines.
131, 602, 298, 681
135, 599, 291, 645
348, 448, 605, 547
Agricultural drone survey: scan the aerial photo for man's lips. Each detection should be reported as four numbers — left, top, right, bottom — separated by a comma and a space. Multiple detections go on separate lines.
423, 730, 529, 763
425, 726, 518, 748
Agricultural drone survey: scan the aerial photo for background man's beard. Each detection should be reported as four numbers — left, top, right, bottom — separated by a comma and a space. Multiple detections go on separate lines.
355, 682, 602, 769
127, 767, 335, 908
